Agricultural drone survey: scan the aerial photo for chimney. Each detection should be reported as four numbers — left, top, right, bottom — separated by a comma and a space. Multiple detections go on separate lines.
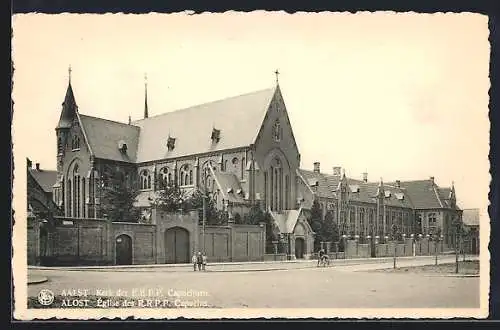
27, 158, 32, 169
35, 163, 40, 171
313, 162, 320, 173
395, 180, 401, 188
362, 172, 368, 183
430, 176, 435, 185
333, 166, 342, 177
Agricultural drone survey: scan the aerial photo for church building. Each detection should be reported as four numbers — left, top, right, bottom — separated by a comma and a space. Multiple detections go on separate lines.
52, 69, 315, 257
46, 68, 463, 260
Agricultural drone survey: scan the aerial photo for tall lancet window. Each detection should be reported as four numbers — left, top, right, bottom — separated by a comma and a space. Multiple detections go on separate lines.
273, 120, 282, 142
73, 164, 81, 217
67, 179, 72, 217
140, 170, 151, 190
269, 158, 283, 212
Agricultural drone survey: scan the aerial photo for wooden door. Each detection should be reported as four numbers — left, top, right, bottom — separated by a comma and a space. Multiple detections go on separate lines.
165, 227, 190, 264
116, 234, 132, 265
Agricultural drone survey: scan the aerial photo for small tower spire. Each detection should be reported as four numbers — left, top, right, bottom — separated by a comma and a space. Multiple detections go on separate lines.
144, 73, 149, 119
274, 69, 280, 85
68, 65, 72, 84
128, 115, 131, 125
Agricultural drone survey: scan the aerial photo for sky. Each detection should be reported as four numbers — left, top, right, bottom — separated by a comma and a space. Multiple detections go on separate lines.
12, 12, 490, 218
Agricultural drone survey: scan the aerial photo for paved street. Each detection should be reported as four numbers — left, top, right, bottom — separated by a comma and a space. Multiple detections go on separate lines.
28, 256, 479, 308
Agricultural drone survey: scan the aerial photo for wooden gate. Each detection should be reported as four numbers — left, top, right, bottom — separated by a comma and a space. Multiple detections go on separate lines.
165, 227, 190, 264
115, 234, 133, 265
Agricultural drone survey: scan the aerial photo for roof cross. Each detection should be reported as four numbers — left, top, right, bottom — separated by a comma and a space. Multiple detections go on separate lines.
274, 69, 280, 85
68, 65, 72, 83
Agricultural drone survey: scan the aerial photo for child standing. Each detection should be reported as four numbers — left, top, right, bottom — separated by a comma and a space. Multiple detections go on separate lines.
192, 253, 197, 271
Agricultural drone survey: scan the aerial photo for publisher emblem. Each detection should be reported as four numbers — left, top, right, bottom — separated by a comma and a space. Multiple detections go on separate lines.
37, 289, 54, 306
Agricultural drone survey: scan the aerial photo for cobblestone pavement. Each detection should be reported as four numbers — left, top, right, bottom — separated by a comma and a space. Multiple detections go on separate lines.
27, 255, 480, 308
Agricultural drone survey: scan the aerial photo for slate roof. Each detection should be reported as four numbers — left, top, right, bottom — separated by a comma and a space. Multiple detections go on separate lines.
28, 168, 57, 193
297, 169, 344, 198
462, 208, 480, 227
79, 114, 140, 163
56, 82, 77, 129
387, 180, 448, 210
132, 87, 277, 163
297, 169, 417, 208
212, 171, 246, 204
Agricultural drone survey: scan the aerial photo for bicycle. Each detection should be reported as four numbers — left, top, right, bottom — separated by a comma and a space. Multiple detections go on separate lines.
317, 255, 330, 267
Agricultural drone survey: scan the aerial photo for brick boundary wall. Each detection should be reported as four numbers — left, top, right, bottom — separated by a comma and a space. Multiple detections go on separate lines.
28, 211, 266, 266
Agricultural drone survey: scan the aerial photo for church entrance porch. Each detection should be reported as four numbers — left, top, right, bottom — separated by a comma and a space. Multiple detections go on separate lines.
115, 234, 132, 265
164, 227, 190, 264
295, 237, 305, 259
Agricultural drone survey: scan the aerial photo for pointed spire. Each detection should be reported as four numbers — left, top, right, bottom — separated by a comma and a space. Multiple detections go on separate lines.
128, 115, 131, 125
57, 67, 78, 129
274, 69, 280, 85
63, 65, 76, 108
144, 73, 149, 119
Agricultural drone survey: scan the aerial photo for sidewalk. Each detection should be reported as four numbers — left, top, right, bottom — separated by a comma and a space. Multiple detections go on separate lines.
28, 255, 475, 273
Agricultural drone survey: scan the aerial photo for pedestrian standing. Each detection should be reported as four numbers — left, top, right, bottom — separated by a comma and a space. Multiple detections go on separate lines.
197, 251, 203, 271
202, 253, 207, 271
192, 253, 197, 271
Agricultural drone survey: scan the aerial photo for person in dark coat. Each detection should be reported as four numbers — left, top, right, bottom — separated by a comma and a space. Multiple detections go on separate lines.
197, 251, 203, 271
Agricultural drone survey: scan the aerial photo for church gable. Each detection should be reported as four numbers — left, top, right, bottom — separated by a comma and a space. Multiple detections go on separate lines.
253, 86, 300, 169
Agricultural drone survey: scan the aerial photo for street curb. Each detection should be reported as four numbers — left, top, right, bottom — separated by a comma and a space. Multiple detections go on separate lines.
28, 276, 48, 285
27, 255, 452, 271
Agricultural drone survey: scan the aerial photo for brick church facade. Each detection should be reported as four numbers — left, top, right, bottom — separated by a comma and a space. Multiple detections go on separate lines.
39, 71, 463, 261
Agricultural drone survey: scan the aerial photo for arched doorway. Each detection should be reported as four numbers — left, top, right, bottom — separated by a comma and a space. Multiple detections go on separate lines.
295, 237, 305, 259
115, 234, 133, 265
164, 227, 190, 264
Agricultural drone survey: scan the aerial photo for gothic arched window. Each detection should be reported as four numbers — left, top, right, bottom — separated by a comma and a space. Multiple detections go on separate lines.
140, 170, 151, 190
159, 167, 171, 188
71, 135, 81, 150
179, 164, 193, 186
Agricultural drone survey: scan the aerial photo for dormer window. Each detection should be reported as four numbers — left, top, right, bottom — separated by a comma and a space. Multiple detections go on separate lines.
395, 192, 404, 200
118, 140, 127, 154
167, 137, 176, 151
349, 185, 360, 193
211, 128, 221, 143
384, 190, 392, 198
308, 179, 319, 187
